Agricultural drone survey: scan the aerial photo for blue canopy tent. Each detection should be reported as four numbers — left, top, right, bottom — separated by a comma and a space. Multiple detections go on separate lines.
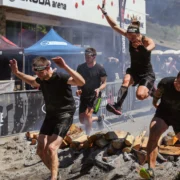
24, 28, 84, 55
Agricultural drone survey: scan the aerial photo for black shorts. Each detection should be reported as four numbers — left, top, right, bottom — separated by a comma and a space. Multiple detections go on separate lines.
79, 95, 96, 114
40, 107, 76, 138
155, 108, 180, 134
126, 68, 155, 91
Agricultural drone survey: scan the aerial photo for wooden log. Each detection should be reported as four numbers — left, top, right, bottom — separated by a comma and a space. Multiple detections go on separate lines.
33, 134, 39, 140
60, 140, 69, 149
167, 132, 175, 137
159, 145, 180, 155
105, 131, 127, 141
30, 139, 37, 145
133, 149, 147, 165
112, 139, 124, 150
163, 135, 178, 146
95, 138, 109, 148
67, 124, 83, 135
64, 131, 85, 144
141, 137, 149, 150
88, 132, 104, 144
26, 131, 39, 139
125, 134, 134, 146
107, 144, 117, 155
71, 134, 88, 144
70, 134, 88, 150
122, 147, 132, 153
132, 131, 146, 151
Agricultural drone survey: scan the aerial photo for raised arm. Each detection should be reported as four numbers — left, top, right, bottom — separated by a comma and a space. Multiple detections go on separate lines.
51, 56, 85, 86
99, 7, 126, 36
152, 85, 163, 108
144, 37, 155, 51
9, 59, 40, 88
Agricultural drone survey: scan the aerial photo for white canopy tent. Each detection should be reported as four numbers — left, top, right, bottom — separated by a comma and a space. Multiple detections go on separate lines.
151, 50, 163, 55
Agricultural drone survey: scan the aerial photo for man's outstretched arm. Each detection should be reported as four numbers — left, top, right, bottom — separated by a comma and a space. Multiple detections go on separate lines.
9, 59, 40, 88
51, 57, 85, 86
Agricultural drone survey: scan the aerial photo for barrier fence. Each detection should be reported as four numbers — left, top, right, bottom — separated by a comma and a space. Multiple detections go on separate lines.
0, 81, 149, 136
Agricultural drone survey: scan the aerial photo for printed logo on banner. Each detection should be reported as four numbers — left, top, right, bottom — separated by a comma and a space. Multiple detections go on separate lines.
40, 41, 67, 46
41, 96, 80, 114
19, 0, 67, 10
0, 113, 3, 127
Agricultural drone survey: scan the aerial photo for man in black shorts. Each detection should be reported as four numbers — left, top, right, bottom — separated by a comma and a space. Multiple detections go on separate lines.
100, 7, 156, 115
76, 47, 107, 135
9, 56, 85, 180
139, 72, 180, 179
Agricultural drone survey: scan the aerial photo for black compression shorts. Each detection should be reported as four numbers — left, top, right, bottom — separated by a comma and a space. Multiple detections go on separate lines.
79, 95, 96, 114
154, 108, 180, 134
40, 107, 76, 138
126, 68, 155, 91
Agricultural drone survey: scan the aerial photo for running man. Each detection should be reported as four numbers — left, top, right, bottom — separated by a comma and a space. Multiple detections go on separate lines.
76, 47, 107, 135
9, 56, 85, 180
139, 72, 180, 179
100, 7, 156, 115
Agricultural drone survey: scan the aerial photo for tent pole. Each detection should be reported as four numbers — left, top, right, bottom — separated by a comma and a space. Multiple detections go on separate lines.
22, 54, 26, 90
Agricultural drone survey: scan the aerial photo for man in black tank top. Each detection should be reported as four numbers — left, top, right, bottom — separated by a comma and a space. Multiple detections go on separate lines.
9, 56, 85, 180
100, 7, 156, 115
138, 72, 180, 179
76, 47, 107, 135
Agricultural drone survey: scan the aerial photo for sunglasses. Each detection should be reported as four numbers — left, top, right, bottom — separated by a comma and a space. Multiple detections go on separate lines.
33, 66, 47, 72
85, 53, 96, 57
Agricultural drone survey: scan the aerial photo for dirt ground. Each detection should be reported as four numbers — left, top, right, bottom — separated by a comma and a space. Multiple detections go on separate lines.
0, 129, 180, 180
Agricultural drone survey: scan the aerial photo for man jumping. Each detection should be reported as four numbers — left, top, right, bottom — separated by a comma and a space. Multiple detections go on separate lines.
100, 7, 156, 115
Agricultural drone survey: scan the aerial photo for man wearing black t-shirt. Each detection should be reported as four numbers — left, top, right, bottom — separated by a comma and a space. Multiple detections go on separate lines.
76, 47, 107, 135
9, 56, 85, 180
99, 7, 156, 116
139, 72, 180, 179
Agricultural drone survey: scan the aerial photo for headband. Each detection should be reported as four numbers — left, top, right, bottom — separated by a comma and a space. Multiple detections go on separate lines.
127, 26, 140, 34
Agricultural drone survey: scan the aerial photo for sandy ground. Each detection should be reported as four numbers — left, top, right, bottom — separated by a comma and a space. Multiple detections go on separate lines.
0, 107, 179, 180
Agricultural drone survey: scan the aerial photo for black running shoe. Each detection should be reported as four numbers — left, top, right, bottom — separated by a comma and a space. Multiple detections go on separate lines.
106, 103, 122, 115
97, 115, 104, 130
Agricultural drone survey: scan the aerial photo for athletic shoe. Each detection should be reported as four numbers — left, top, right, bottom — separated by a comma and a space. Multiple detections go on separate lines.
139, 168, 155, 180
97, 115, 104, 130
106, 103, 122, 115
